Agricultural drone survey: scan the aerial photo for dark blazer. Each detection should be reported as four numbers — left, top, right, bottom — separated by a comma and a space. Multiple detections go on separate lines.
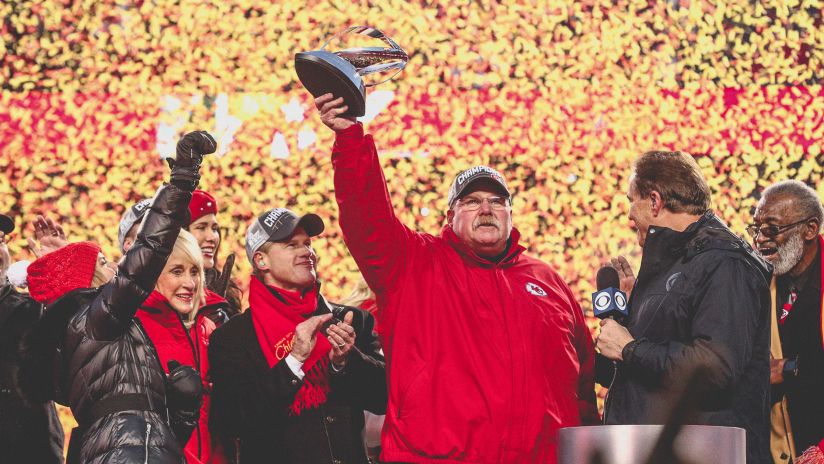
209, 297, 386, 464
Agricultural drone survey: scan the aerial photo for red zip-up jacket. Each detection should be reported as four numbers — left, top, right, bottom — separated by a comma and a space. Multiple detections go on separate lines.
137, 290, 226, 464
332, 123, 598, 463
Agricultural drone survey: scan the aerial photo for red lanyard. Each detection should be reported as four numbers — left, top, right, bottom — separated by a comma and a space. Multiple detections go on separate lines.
779, 288, 798, 325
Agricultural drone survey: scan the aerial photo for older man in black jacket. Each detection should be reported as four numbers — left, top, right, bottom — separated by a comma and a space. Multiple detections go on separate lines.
596, 151, 772, 464
750, 180, 824, 463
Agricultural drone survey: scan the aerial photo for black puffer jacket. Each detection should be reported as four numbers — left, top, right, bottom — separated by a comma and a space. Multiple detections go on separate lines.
602, 212, 772, 464
60, 184, 191, 464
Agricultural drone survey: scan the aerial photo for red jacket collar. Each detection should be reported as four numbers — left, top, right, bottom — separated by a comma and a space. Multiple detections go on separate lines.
140, 290, 207, 323
143, 289, 227, 313
141, 290, 175, 314
440, 224, 525, 268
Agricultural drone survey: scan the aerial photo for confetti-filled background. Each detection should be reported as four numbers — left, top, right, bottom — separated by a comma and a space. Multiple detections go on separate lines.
2, 0, 822, 447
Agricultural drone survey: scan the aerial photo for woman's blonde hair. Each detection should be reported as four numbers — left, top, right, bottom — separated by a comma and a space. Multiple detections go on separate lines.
161, 230, 206, 320
339, 277, 374, 308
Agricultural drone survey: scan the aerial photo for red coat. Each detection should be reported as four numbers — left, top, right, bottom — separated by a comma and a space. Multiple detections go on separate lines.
332, 124, 598, 463
137, 290, 225, 464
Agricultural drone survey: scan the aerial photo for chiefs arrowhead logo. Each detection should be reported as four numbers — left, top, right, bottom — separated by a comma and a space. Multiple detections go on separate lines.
526, 282, 548, 297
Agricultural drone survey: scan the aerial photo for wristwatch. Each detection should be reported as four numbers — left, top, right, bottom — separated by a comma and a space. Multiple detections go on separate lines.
782, 356, 799, 379
621, 338, 642, 362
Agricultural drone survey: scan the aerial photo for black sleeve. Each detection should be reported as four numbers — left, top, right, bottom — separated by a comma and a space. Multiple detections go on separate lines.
6, 292, 47, 402
594, 353, 617, 388
208, 324, 304, 443
328, 309, 387, 414
170, 409, 198, 446
85, 184, 192, 340
624, 257, 769, 392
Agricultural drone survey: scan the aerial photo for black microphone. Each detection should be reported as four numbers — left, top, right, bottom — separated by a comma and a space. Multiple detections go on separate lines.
593, 266, 630, 423
592, 266, 628, 322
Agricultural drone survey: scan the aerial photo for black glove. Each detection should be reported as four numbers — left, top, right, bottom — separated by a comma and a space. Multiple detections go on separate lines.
166, 360, 203, 444
168, 131, 216, 191
212, 252, 236, 297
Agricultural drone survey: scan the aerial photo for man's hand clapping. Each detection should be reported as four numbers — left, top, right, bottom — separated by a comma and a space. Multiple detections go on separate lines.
291, 314, 333, 362
326, 311, 356, 369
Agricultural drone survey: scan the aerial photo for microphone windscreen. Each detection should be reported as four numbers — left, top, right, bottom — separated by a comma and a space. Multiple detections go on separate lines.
596, 266, 621, 291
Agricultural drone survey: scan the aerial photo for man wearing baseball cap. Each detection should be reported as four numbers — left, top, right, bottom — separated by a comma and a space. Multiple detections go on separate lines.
209, 207, 386, 463
117, 198, 152, 254
314, 94, 597, 463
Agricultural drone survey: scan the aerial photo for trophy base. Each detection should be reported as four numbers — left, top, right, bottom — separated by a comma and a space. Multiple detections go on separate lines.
295, 50, 366, 118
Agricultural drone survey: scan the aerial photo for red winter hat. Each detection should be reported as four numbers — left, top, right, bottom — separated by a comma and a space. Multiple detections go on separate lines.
188, 190, 218, 225
27, 242, 101, 304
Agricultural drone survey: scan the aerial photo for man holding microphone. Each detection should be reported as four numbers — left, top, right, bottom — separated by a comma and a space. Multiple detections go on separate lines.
596, 150, 772, 464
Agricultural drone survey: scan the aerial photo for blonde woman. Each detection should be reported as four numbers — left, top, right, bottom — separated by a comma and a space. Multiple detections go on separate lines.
20, 131, 215, 464
136, 230, 227, 464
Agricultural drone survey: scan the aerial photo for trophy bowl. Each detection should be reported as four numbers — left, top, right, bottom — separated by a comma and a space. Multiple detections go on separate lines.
295, 26, 408, 118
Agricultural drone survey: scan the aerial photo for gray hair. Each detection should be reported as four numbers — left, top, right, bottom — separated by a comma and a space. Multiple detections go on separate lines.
762, 180, 824, 233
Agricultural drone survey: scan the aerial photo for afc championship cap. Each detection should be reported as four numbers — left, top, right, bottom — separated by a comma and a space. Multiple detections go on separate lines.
245, 208, 325, 263
447, 165, 511, 208
118, 198, 152, 252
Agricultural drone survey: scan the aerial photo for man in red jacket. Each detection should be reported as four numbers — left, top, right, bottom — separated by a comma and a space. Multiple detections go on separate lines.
315, 94, 598, 463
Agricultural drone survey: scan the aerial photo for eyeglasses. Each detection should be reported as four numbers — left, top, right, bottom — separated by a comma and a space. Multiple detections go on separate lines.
746, 217, 814, 239
457, 196, 510, 211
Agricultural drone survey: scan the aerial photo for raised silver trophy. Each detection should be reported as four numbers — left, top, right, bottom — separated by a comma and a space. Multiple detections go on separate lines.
295, 26, 408, 117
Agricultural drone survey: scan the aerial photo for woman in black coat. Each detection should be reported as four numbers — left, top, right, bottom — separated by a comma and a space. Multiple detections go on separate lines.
19, 131, 215, 464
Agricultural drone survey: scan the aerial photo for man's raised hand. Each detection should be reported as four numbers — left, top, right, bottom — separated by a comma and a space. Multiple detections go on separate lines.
315, 94, 356, 132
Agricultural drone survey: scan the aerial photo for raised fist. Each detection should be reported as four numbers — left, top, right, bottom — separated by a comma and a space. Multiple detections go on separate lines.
173, 131, 216, 168
168, 130, 215, 191
315, 94, 356, 132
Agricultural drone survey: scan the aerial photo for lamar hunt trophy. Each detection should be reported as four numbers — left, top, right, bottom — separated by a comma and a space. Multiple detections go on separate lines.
295, 26, 409, 117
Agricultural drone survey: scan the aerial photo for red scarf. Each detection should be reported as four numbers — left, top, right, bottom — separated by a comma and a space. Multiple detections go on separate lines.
137, 291, 198, 373
248, 276, 331, 415
137, 291, 218, 464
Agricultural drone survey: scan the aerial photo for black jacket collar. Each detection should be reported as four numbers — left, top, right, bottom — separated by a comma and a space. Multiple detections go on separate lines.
638, 210, 770, 286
